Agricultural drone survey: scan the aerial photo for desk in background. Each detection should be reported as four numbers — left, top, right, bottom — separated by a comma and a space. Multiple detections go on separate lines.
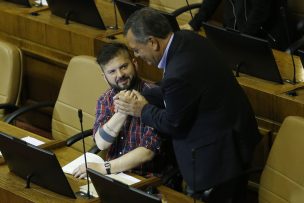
0, 1, 121, 130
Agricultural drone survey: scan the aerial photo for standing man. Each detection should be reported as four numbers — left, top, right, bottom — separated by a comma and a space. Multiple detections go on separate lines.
72, 43, 163, 178
115, 8, 260, 203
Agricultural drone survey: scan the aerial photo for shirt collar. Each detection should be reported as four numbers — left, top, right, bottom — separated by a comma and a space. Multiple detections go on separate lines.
158, 33, 174, 71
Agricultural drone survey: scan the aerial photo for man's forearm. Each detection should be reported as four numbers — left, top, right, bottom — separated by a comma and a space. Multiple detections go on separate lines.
109, 147, 155, 174
95, 112, 127, 150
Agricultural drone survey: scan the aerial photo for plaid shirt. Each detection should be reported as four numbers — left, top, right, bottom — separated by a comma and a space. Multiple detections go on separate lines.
93, 80, 162, 175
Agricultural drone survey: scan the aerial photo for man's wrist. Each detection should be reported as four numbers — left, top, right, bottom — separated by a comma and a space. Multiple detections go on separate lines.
116, 112, 128, 118
104, 161, 111, 174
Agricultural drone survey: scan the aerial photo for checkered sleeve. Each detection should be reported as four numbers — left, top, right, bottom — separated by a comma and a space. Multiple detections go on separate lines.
139, 125, 162, 155
93, 93, 113, 140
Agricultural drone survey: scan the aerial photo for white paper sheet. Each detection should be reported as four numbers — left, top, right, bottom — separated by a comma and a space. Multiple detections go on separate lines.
21, 136, 45, 146
34, 0, 48, 6
107, 172, 141, 185
79, 173, 141, 198
62, 152, 104, 174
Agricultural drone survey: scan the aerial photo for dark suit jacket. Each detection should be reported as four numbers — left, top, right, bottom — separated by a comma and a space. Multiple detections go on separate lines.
141, 30, 260, 191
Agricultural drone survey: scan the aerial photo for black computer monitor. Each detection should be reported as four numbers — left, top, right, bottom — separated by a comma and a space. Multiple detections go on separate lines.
5, 0, 31, 7
87, 168, 162, 203
115, 0, 180, 32
116, 0, 144, 23
203, 23, 283, 84
46, 0, 106, 29
0, 132, 76, 198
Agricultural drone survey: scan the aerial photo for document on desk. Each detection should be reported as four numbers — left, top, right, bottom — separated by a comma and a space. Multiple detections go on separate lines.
21, 136, 45, 146
107, 172, 141, 185
62, 152, 104, 174
79, 173, 141, 198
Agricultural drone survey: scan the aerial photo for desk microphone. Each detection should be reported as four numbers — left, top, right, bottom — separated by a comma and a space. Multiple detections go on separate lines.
185, 0, 194, 20
77, 109, 92, 199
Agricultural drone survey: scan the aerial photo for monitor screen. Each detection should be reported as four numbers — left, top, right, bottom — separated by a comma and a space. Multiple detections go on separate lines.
116, 0, 180, 32
87, 168, 162, 203
46, 0, 106, 29
203, 23, 283, 84
115, 0, 144, 23
5, 0, 31, 7
0, 132, 76, 198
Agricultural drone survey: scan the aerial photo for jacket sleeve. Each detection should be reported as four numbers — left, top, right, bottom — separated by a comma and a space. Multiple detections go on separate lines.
141, 78, 203, 138
189, 0, 222, 31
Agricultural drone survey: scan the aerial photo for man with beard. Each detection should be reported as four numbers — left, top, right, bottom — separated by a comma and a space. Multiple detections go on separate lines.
72, 42, 163, 178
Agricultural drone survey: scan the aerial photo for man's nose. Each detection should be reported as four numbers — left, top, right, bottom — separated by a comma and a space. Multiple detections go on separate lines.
117, 69, 123, 77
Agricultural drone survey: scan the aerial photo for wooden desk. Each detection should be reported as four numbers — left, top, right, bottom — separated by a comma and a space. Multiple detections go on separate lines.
238, 50, 304, 131
0, 165, 97, 203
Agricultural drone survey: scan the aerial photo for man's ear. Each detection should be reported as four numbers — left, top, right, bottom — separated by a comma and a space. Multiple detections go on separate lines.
132, 57, 138, 71
148, 36, 160, 51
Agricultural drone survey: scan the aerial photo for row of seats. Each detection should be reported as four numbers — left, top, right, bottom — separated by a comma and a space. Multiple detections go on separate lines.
2, 40, 304, 203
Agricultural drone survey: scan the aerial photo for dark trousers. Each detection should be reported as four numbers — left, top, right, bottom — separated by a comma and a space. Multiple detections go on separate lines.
187, 176, 248, 203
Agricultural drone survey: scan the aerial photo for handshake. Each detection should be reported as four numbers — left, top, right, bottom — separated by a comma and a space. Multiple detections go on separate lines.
113, 90, 148, 117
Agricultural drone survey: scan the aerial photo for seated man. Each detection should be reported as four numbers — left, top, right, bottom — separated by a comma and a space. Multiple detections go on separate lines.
72, 42, 163, 178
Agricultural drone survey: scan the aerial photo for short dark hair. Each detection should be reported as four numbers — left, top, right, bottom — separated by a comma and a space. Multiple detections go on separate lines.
123, 7, 172, 43
96, 42, 131, 70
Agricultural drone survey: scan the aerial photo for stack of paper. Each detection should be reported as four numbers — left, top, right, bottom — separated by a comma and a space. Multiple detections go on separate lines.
107, 172, 141, 185
79, 173, 141, 198
62, 152, 104, 174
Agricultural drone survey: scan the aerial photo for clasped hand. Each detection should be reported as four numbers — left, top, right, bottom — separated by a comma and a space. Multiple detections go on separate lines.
114, 90, 148, 117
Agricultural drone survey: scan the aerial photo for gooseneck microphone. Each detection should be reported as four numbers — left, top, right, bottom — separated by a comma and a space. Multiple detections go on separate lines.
78, 109, 92, 199
185, 0, 194, 20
